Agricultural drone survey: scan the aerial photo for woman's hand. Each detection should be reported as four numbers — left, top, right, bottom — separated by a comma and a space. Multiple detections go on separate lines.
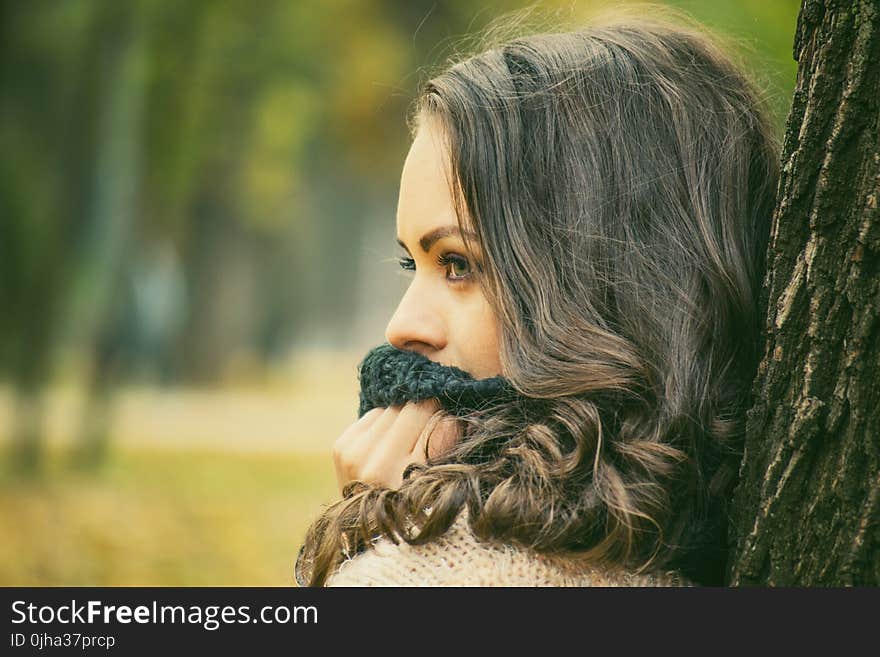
332, 400, 460, 495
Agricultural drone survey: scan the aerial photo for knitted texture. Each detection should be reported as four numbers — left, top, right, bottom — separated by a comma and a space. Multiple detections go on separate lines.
357, 342, 518, 418
325, 508, 689, 587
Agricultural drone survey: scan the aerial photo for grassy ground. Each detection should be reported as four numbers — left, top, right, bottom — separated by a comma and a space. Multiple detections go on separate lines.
0, 445, 339, 586
0, 353, 360, 585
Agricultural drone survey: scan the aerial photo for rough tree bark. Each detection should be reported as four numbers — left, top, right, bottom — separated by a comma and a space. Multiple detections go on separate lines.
728, 0, 880, 586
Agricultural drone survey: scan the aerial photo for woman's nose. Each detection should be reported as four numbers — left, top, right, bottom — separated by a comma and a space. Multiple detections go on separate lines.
384, 283, 446, 355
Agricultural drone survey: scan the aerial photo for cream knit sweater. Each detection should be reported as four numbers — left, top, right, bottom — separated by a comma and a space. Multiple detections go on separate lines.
323, 510, 689, 587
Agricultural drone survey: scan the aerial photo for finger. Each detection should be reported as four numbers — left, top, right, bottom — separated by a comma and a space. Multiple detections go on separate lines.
341, 406, 398, 462
335, 406, 384, 452
334, 408, 393, 477
368, 405, 401, 437
359, 407, 385, 425
413, 412, 460, 460
385, 399, 440, 454
342, 406, 401, 469
425, 415, 461, 459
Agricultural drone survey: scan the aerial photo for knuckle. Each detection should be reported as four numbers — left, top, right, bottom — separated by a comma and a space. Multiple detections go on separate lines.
360, 466, 380, 485
362, 407, 384, 420
362, 407, 389, 425
331, 436, 348, 459
332, 443, 356, 471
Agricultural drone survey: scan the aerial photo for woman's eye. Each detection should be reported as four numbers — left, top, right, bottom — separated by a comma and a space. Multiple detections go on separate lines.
397, 252, 474, 282
437, 253, 472, 281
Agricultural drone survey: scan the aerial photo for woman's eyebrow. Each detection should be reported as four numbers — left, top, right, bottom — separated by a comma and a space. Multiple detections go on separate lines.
396, 225, 478, 254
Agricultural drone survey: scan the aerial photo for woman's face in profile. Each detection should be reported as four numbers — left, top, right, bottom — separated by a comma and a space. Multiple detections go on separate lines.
385, 116, 503, 380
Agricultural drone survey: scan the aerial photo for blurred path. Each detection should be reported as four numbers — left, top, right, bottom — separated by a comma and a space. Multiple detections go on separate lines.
0, 350, 362, 454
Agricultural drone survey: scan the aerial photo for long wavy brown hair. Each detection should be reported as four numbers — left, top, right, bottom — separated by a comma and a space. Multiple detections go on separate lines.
298, 8, 780, 586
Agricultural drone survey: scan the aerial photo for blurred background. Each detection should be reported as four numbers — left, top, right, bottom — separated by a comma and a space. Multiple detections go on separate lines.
0, 0, 799, 585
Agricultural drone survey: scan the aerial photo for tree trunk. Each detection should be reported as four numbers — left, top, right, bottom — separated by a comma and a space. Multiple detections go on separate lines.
728, 0, 880, 586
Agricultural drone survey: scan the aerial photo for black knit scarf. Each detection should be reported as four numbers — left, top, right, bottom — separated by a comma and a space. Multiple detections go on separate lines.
356, 342, 519, 418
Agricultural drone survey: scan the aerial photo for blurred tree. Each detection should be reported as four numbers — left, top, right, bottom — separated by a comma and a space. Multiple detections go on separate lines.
72, 2, 150, 468
729, 0, 879, 585
1, 0, 140, 471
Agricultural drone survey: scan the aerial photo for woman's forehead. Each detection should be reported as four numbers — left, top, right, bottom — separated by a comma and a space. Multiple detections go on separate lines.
397, 122, 459, 239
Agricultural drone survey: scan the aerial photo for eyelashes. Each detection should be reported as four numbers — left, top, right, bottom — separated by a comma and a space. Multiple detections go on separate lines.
437, 253, 472, 280
397, 252, 476, 282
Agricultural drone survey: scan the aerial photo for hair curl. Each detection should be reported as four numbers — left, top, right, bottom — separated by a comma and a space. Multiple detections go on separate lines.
298, 8, 780, 587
